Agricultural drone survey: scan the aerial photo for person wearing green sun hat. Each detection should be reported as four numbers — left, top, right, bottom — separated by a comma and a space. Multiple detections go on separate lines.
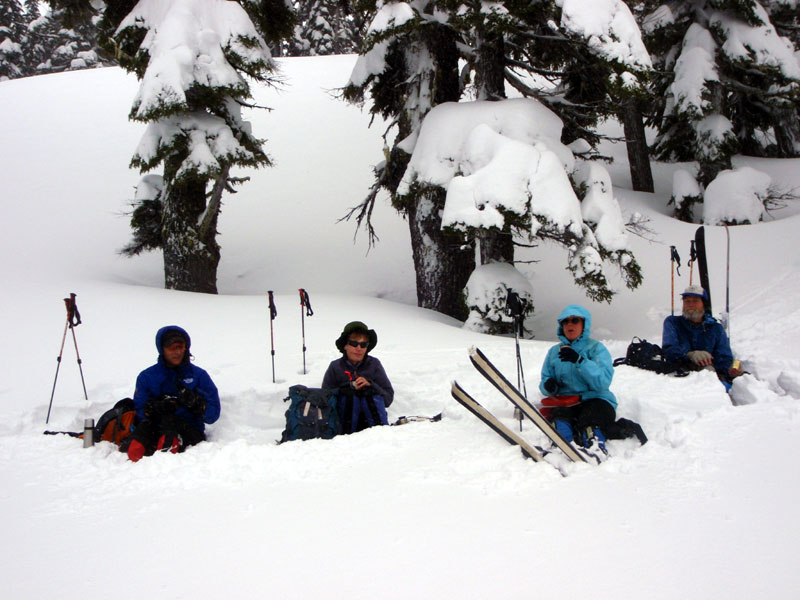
322, 321, 394, 433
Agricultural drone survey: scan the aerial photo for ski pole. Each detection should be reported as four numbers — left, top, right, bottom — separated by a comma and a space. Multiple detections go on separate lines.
46, 293, 87, 424
669, 246, 681, 315
504, 289, 528, 431
723, 225, 731, 337
267, 290, 277, 383
298, 289, 313, 375
688, 239, 697, 285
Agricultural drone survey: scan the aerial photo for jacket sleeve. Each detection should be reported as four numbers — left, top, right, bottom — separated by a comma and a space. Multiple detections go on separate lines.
711, 325, 734, 372
322, 360, 342, 389
538, 347, 558, 396
368, 359, 394, 407
195, 368, 220, 425
133, 369, 156, 421
574, 342, 614, 392
662, 317, 689, 362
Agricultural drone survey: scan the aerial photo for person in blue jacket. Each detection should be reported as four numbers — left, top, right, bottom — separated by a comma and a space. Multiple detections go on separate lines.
322, 321, 394, 433
539, 305, 616, 452
662, 285, 742, 389
125, 325, 221, 461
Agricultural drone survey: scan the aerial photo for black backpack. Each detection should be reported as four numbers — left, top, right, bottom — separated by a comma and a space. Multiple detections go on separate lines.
613, 337, 687, 375
279, 385, 341, 443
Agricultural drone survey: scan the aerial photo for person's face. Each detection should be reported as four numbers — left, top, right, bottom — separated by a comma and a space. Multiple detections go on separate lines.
561, 316, 584, 342
163, 342, 186, 367
344, 333, 369, 363
682, 296, 705, 322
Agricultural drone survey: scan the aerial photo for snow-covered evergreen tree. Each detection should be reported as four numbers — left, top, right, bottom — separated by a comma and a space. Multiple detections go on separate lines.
345, 1, 646, 324
344, 1, 470, 319
643, 0, 800, 220
26, 5, 107, 75
44, 0, 291, 294
0, 0, 25, 81
290, 0, 351, 56
109, 0, 294, 293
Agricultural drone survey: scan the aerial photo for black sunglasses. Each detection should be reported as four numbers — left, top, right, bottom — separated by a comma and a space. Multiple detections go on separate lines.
347, 340, 368, 348
560, 317, 583, 325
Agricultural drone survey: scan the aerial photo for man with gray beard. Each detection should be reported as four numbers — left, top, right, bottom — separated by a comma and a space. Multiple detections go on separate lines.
662, 285, 743, 390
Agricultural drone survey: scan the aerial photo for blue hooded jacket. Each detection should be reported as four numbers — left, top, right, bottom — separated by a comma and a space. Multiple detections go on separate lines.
662, 313, 733, 374
133, 325, 221, 432
538, 305, 617, 409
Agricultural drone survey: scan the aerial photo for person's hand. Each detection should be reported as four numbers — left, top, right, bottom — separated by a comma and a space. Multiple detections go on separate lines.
145, 395, 178, 418
558, 346, 581, 363
686, 350, 713, 367
178, 386, 205, 416
352, 376, 371, 391
728, 365, 743, 378
543, 378, 558, 394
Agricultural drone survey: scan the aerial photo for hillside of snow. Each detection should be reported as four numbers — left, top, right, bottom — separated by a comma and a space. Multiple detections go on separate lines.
1, 56, 799, 598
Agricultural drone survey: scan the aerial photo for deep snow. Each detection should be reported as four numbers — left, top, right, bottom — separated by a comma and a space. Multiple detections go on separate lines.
1, 55, 799, 599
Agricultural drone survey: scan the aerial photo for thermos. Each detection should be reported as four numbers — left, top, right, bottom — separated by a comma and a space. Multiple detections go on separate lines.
83, 418, 95, 448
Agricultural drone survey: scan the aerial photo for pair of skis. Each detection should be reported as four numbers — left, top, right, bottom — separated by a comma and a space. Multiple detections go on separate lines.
451, 347, 598, 469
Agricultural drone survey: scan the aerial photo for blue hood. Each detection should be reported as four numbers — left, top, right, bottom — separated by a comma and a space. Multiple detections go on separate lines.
556, 304, 592, 345
155, 325, 192, 365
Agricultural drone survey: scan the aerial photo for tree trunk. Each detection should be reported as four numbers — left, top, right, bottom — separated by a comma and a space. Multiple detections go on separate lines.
774, 105, 800, 158
474, 29, 505, 101
478, 229, 514, 265
620, 97, 654, 193
161, 177, 220, 294
407, 187, 473, 321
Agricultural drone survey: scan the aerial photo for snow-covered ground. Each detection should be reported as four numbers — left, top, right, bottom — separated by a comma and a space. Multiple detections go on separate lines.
1, 56, 799, 598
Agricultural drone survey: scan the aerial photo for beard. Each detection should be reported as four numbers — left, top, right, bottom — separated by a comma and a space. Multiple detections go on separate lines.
683, 307, 705, 322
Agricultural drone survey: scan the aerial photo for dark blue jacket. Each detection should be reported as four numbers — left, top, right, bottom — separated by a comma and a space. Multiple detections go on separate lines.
539, 305, 617, 409
321, 354, 394, 407
133, 326, 221, 433
662, 314, 733, 374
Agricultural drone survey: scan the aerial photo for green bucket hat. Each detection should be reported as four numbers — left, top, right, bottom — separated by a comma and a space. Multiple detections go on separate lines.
335, 321, 378, 353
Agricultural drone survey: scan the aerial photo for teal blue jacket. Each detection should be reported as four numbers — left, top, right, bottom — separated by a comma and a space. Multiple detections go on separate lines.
538, 305, 617, 409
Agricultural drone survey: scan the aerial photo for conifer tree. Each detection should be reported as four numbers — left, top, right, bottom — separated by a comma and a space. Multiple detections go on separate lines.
643, 0, 800, 220
0, 0, 25, 81
26, 5, 106, 75
290, 0, 353, 56
345, 1, 647, 321
51, 0, 294, 293
344, 1, 470, 318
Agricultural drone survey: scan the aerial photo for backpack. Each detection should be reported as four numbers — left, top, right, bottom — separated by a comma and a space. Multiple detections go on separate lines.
279, 385, 341, 443
613, 337, 686, 375
43, 397, 138, 445
94, 398, 137, 445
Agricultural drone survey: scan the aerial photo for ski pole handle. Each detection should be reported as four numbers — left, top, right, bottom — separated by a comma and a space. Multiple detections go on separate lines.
267, 290, 277, 321
64, 293, 82, 327
299, 289, 313, 317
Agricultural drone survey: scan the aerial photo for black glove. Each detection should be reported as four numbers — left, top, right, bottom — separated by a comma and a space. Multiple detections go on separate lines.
144, 395, 178, 418
558, 346, 581, 363
543, 378, 558, 394
178, 386, 205, 416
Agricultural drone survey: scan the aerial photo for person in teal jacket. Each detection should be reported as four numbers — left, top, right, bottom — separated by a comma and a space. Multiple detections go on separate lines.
539, 304, 616, 451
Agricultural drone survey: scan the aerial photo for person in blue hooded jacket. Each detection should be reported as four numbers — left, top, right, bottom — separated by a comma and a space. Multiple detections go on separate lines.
539, 305, 616, 451
124, 325, 221, 461
662, 286, 742, 390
